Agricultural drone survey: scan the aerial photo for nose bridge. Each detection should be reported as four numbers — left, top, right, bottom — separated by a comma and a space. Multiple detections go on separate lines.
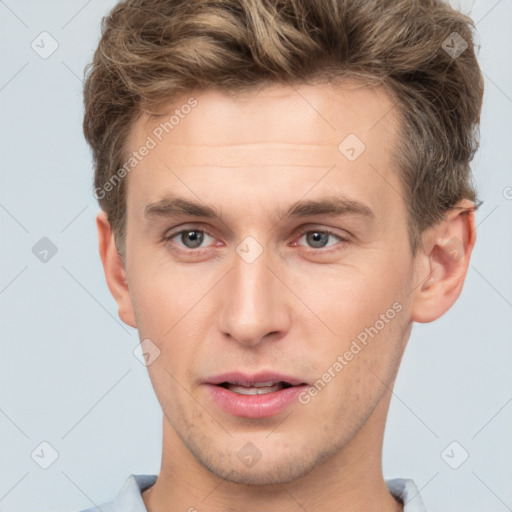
216, 238, 288, 345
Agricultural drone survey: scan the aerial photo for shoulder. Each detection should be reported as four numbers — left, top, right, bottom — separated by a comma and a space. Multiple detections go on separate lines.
74, 499, 115, 512
72, 474, 158, 512
76, 505, 114, 512
386, 478, 428, 512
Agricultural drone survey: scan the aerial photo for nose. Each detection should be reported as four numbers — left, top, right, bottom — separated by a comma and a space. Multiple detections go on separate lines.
216, 245, 291, 347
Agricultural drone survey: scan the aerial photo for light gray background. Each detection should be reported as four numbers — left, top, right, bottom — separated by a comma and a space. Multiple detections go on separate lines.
0, 1, 511, 511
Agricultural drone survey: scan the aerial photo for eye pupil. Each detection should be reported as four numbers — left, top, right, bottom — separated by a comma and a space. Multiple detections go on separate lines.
182, 230, 204, 248
307, 231, 329, 248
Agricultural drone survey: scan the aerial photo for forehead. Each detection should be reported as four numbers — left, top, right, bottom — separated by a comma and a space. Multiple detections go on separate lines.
132, 81, 397, 161
124, 81, 403, 227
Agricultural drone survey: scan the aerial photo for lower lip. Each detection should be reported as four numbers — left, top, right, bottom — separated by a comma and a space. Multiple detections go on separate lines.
204, 384, 308, 418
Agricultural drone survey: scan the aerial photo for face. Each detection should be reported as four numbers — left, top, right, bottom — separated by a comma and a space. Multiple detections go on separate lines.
120, 82, 421, 484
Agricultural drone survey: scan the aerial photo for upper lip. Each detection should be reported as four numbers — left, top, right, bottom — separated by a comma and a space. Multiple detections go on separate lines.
205, 371, 308, 387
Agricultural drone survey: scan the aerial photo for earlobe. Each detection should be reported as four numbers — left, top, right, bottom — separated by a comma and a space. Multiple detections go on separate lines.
96, 211, 137, 328
410, 200, 477, 324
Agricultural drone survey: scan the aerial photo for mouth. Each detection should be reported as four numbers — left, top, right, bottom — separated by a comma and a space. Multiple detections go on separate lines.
204, 372, 309, 418
217, 381, 295, 395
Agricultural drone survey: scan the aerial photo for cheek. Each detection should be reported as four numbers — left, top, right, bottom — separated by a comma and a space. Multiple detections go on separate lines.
128, 262, 211, 383
306, 299, 408, 437
301, 258, 406, 335
307, 252, 412, 381
128, 253, 208, 338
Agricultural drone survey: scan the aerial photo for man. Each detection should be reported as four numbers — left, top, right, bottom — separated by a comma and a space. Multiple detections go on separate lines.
80, 0, 484, 510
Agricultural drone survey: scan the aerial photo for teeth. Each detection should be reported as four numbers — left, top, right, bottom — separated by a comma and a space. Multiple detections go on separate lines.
251, 381, 277, 387
226, 382, 285, 395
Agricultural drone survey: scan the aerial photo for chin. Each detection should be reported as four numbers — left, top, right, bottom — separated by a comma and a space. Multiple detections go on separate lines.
207, 459, 315, 486
186, 436, 341, 486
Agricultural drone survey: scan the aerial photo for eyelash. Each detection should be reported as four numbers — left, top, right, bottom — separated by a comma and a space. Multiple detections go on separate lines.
162, 226, 349, 256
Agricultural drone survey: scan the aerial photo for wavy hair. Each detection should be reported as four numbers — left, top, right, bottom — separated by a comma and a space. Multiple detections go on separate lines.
83, 0, 484, 256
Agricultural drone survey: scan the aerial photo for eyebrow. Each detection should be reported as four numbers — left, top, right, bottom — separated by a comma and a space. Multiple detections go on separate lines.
144, 196, 222, 220
144, 194, 375, 222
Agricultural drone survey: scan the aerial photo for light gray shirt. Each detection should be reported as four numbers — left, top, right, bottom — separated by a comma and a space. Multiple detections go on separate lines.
77, 474, 427, 511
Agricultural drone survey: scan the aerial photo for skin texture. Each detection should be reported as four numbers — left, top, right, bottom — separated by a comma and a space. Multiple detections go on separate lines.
97, 82, 476, 512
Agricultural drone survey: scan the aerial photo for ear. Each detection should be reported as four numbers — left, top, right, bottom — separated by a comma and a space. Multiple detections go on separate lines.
410, 199, 477, 323
96, 211, 137, 328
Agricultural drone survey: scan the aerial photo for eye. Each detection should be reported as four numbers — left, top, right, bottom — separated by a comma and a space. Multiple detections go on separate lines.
166, 229, 215, 250
162, 226, 349, 256
295, 229, 347, 250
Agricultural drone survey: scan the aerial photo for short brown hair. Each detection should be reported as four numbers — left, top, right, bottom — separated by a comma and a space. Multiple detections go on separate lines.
83, 0, 484, 257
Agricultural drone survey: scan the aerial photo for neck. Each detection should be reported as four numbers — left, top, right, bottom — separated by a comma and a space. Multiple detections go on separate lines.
143, 388, 402, 512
